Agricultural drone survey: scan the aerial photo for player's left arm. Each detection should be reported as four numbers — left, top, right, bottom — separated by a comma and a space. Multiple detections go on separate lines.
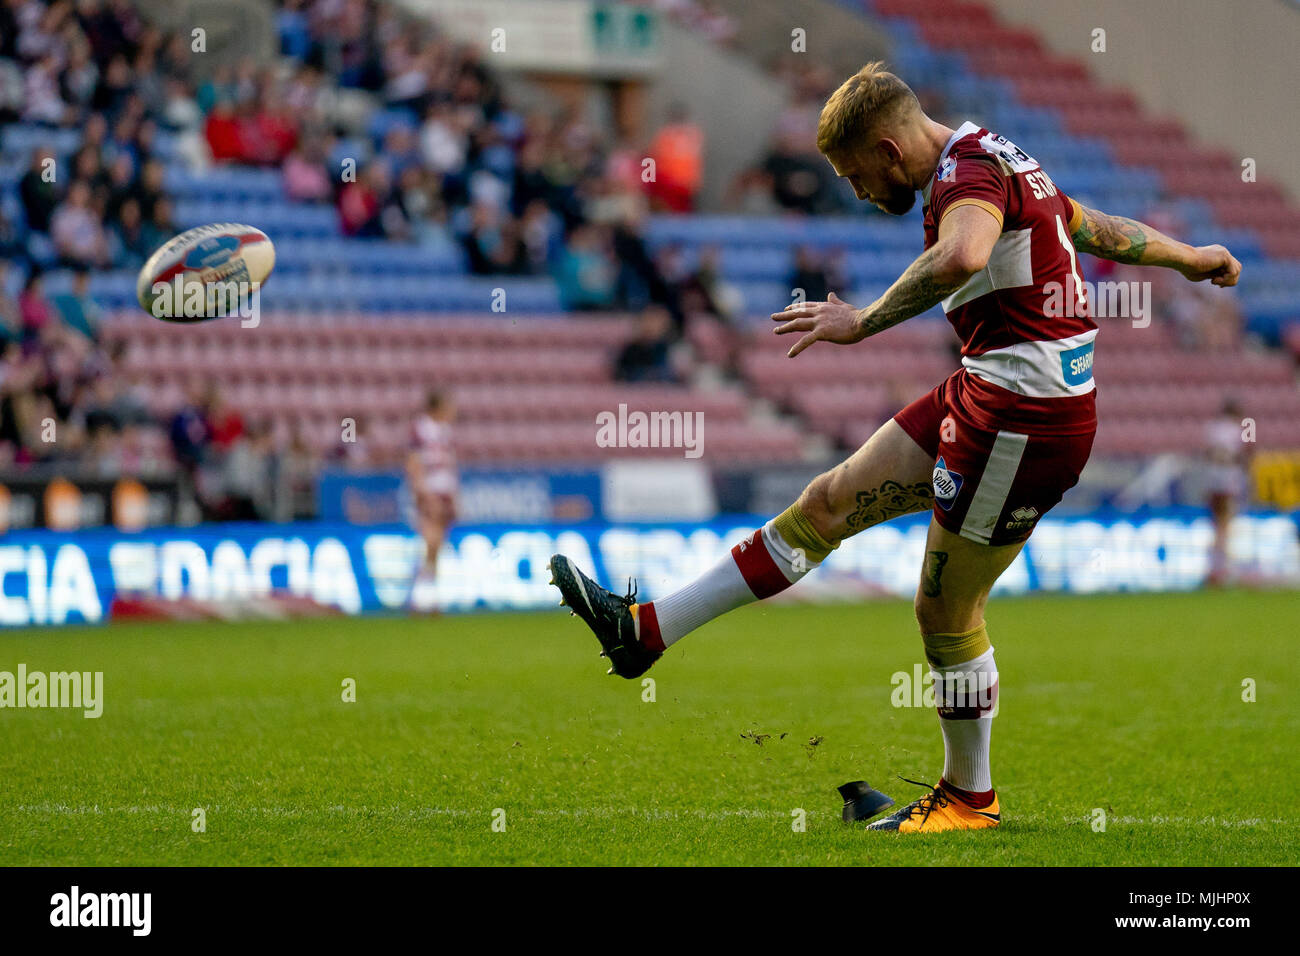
1067, 197, 1241, 286
772, 204, 1001, 357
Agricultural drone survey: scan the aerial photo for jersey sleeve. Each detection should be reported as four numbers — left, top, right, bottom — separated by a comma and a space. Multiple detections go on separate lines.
930, 154, 1009, 230
1064, 194, 1085, 233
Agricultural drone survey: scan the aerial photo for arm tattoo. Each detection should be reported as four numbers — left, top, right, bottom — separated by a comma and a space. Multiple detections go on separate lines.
854, 245, 971, 339
921, 550, 948, 598
1069, 203, 1150, 264
844, 479, 934, 533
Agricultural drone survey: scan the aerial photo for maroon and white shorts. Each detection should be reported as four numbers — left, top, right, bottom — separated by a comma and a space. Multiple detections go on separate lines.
893, 370, 1096, 546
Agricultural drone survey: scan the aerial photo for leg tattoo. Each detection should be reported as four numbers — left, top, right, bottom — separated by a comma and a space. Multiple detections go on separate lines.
845, 479, 934, 533
922, 549, 949, 597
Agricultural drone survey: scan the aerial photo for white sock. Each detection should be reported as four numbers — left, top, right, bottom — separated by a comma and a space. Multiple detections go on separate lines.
647, 520, 818, 649
933, 647, 998, 794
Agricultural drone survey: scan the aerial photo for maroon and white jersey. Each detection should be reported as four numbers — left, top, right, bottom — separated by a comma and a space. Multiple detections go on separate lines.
923, 121, 1096, 434
1204, 415, 1248, 497
411, 415, 458, 495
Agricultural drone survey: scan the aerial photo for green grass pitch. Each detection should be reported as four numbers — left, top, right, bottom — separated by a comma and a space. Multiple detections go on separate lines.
1, 590, 1295, 866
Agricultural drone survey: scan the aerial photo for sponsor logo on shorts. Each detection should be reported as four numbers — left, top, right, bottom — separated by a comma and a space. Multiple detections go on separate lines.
1060, 342, 1094, 387
932, 457, 964, 511
1005, 505, 1039, 532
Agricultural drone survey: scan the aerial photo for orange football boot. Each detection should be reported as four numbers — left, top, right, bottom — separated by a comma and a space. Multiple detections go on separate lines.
866, 778, 1000, 833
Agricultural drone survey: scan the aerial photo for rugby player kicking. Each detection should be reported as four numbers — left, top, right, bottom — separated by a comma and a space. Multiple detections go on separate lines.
549, 64, 1241, 832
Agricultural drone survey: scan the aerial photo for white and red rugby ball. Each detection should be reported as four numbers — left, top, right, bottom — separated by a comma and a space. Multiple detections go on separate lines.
136, 222, 275, 321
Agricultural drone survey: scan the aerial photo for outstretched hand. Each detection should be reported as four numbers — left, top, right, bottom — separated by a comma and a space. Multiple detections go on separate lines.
771, 292, 865, 358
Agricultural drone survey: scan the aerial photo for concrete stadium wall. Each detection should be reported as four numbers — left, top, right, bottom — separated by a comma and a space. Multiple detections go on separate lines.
132, 0, 276, 71
983, 0, 1300, 199
708, 0, 892, 79
398, 0, 791, 209
642, 0, 893, 206
645, 20, 790, 208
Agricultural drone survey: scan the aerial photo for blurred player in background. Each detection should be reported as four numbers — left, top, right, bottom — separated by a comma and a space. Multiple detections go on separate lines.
1205, 398, 1250, 587
407, 390, 458, 612
550, 63, 1241, 834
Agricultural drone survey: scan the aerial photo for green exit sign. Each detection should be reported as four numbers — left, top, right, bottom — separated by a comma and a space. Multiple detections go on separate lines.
592, 5, 658, 55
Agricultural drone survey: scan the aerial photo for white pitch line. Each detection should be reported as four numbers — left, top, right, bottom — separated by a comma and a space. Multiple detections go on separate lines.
5, 805, 1292, 827
5, 804, 807, 821
1078, 815, 1288, 827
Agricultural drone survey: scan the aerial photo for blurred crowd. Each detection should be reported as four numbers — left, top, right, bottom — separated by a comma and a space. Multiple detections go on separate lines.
0, 253, 324, 519
0, 0, 1262, 526
0, 0, 188, 273
163, 380, 325, 522
0, 0, 190, 487
266, 0, 721, 325
0, 0, 740, 510
726, 61, 854, 216
0, 0, 332, 520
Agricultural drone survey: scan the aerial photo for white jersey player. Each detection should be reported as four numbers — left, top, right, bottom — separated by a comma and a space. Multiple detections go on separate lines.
407, 391, 458, 611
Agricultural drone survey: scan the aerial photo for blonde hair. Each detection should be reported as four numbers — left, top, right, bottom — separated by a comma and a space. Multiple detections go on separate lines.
816, 62, 920, 156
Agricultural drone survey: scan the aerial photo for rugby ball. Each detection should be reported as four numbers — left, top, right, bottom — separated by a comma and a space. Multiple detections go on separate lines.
137, 222, 275, 321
